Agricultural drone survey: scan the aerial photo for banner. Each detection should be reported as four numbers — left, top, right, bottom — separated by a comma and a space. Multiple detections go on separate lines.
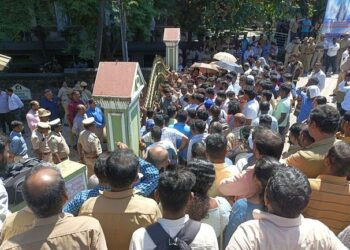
322, 0, 350, 34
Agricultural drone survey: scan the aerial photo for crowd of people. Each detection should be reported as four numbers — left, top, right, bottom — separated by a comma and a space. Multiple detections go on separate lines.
0, 27, 350, 249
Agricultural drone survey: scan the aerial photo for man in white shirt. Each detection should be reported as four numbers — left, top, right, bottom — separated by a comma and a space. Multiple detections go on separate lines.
226, 167, 346, 250
309, 62, 326, 92
6, 88, 23, 122
341, 45, 350, 67
242, 86, 259, 125
0, 90, 10, 134
130, 170, 218, 250
226, 73, 241, 96
338, 71, 350, 114
141, 114, 188, 152
326, 37, 340, 75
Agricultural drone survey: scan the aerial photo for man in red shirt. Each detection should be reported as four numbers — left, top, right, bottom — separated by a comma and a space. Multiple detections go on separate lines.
68, 90, 84, 126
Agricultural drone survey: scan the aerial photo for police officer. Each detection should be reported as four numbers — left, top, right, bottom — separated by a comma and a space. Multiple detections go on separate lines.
77, 117, 102, 177
304, 37, 316, 73
31, 122, 52, 162
38, 108, 51, 122
48, 118, 70, 164
311, 35, 325, 68
80, 81, 92, 105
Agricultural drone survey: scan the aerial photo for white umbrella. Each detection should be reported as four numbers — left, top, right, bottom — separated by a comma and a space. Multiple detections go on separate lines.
215, 61, 244, 74
190, 62, 219, 74
213, 52, 237, 63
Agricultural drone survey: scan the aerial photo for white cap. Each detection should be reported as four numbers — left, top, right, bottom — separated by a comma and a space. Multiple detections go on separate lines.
82, 117, 95, 125
49, 118, 61, 126
308, 85, 320, 99
247, 75, 255, 82
37, 122, 50, 129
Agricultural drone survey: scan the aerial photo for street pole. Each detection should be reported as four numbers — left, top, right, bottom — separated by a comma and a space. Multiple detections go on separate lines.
119, 0, 128, 61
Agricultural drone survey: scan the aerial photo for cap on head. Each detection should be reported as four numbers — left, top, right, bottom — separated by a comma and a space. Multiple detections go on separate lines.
49, 118, 61, 127
82, 117, 95, 125
80, 81, 88, 87
38, 108, 51, 118
307, 85, 320, 99
37, 122, 50, 129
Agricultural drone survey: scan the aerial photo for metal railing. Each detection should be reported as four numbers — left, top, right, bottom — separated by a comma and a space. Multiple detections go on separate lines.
143, 55, 169, 109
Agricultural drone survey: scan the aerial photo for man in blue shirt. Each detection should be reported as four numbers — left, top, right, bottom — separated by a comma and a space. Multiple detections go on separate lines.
301, 17, 312, 39
86, 99, 105, 144
40, 89, 60, 120
169, 109, 192, 162
296, 85, 320, 123
9, 121, 28, 162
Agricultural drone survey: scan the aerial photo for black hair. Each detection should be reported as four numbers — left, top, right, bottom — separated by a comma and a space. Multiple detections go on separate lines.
216, 90, 227, 99
279, 83, 292, 95
266, 167, 311, 218
253, 127, 283, 159
11, 120, 23, 130
6, 88, 13, 93
259, 101, 270, 113
205, 133, 227, 160
215, 96, 224, 107
259, 114, 272, 128
88, 99, 95, 105
227, 100, 241, 115
176, 109, 188, 123
254, 156, 283, 201
191, 142, 206, 159
327, 142, 350, 177
309, 105, 340, 134
146, 108, 154, 119
153, 114, 165, 127
196, 109, 209, 121
187, 109, 197, 119
158, 170, 196, 213
244, 86, 257, 100
262, 90, 273, 102
289, 123, 303, 138
314, 96, 327, 106
22, 164, 65, 218
246, 77, 255, 86
260, 81, 273, 91
105, 148, 139, 188
151, 126, 162, 142
206, 87, 215, 96
186, 159, 215, 220
94, 153, 110, 183
195, 93, 205, 103
209, 105, 221, 118
209, 121, 223, 134
167, 106, 177, 118
190, 119, 206, 134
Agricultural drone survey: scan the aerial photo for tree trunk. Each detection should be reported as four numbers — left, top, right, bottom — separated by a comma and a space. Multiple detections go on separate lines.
94, 0, 106, 67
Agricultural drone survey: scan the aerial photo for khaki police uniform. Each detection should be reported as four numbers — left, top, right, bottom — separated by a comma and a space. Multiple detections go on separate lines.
78, 120, 102, 177
311, 39, 325, 67
304, 40, 316, 73
31, 123, 52, 162
48, 131, 70, 164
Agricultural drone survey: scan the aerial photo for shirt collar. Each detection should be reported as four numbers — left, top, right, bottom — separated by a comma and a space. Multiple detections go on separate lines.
307, 136, 336, 148
11, 131, 21, 137
34, 212, 72, 227
253, 209, 303, 227
316, 175, 348, 184
101, 188, 139, 199
158, 214, 189, 227
213, 163, 227, 170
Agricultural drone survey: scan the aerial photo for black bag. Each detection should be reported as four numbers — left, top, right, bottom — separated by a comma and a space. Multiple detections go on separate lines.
1, 158, 42, 205
146, 219, 201, 250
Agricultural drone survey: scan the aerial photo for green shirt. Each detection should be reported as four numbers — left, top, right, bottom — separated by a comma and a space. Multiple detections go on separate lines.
273, 97, 291, 127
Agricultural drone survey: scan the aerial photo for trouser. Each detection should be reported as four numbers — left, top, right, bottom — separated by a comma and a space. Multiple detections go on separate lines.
14, 154, 28, 163
304, 54, 313, 73
9, 108, 22, 121
326, 55, 337, 74
311, 50, 324, 67
83, 157, 97, 177
0, 113, 10, 134
95, 127, 104, 144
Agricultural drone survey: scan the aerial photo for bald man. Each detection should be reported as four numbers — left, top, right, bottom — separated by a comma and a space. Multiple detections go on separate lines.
146, 145, 170, 171
0, 164, 107, 250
